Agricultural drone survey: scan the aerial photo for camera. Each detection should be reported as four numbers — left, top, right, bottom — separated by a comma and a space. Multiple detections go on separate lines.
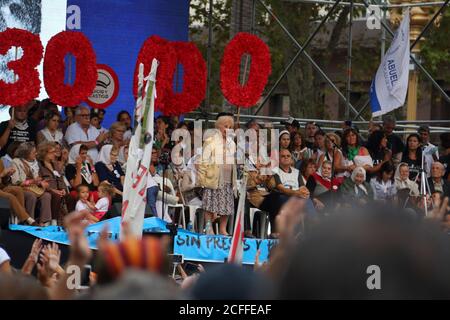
159, 151, 171, 165
168, 254, 184, 264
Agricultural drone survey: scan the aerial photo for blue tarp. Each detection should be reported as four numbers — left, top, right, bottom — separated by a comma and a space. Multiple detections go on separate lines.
10, 217, 277, 265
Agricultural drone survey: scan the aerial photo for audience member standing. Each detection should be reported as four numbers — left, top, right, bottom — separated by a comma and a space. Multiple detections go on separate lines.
0, 102, 37, 157
383, 115, 404, 165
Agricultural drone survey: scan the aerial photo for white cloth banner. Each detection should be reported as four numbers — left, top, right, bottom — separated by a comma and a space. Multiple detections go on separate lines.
370, 9, 410, 117
227, 174, 248, 264
120, 59, 158, 239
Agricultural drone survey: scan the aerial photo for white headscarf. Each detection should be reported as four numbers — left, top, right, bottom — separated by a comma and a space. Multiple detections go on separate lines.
351, 166, 368, 195
395, 162, 420, 196
68, 144, 82, 164
68, 144, 92, 184
351, 166, 366, 182
97, 145, 113, 165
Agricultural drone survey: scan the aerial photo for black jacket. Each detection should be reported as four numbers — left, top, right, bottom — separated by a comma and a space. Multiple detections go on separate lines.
427, 177, 450, 198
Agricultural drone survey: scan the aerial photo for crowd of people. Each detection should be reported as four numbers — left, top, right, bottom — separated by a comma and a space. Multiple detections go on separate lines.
169, 113, 450, 239
1, 99, 450, 299
0, 99, 133, 226
0, 99, 449, 239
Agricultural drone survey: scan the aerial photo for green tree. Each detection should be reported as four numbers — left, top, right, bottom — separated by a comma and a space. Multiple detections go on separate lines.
189, 0, 232, 111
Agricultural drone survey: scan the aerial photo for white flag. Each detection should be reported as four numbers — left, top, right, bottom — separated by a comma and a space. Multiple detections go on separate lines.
370, 9, 410, 117
120, 59, 158, 239
227, 174, 248, 264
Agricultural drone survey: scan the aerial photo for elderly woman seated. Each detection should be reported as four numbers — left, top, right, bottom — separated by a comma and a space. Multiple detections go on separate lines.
339, 166, 374, 207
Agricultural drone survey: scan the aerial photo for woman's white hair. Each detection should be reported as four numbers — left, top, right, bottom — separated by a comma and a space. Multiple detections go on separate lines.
215, 115, 234, 129
351, 166, 366, 182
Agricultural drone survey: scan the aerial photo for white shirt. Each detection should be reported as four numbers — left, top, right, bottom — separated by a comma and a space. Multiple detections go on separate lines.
272, 167, 301, 190
65, 122, 100, 159
95, 197, 109, 212
124, 129, 132, 140
39, 128, 64, 144
147, 173, 158, 188
75, 200, 90, 212
0, 247, 10, 266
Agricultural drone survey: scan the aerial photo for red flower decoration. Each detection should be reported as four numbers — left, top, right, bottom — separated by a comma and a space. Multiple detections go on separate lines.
44, 31, 97, 106
164, 41, 206, 115
220, 32, 272, 107
0, 28, 43, 106
133, 35, 176, 112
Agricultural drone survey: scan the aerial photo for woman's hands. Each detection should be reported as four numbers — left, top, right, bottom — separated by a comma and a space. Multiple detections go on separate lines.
37, 242, 63, 288
51, 189, 66, 198
296, 186, 310, 199
21, 238, 42, 275
75, 156, 83, 169
0, 167, 15, 178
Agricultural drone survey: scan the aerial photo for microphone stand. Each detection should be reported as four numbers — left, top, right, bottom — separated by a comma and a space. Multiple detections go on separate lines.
325, 136, 343, 211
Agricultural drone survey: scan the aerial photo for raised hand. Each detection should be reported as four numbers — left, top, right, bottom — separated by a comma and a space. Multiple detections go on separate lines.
427, 196, 449, 223
21, 238, 42, 275
64, 211, 92, 265
7, 119, 15, 130
46, 243, 61, 274
75, 156, 83, 168
276, 197, 306, 242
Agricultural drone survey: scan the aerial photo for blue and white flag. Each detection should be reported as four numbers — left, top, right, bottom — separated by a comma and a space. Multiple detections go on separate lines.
370, 9, 410, 117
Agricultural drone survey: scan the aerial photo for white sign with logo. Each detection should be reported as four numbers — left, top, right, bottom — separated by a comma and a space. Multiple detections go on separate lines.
86, 64, 119, 109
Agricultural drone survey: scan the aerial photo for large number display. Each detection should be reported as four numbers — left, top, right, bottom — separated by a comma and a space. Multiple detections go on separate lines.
0, 29, 272, 115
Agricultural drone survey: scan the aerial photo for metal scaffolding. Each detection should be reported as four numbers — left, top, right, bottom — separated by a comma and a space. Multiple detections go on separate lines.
200, 0, 450, 124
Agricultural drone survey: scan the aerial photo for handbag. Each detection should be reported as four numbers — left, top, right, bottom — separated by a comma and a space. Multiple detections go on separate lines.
24, 184, 45, 197
20, 160, 45, 197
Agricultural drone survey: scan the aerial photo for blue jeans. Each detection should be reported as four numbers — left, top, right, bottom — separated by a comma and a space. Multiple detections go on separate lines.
146, 186, 159, 217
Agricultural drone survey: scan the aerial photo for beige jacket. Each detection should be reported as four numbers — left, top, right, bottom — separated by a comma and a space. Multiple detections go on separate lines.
197, 132, 237, 191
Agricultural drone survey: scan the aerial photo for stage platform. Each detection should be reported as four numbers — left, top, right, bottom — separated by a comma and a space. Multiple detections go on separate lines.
1, 217, 277, 267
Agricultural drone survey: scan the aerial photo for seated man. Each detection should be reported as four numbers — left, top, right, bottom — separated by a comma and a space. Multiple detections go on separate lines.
265, 148, 316, 236
64, 106, 108, 160
428, 161, 450, 199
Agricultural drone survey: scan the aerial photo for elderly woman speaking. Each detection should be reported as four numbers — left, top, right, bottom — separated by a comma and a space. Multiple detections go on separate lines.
198, 113, 237, 236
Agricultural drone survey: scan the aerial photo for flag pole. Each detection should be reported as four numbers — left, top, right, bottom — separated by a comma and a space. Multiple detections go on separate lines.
227, 171, 248, 264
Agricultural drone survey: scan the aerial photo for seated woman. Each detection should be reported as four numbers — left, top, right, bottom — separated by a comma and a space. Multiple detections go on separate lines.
95, 145, 124, 202
299, 159, 317, 195
370, 161, 397, 205
104, 122, 128, 149
401, 133, 426, 179
65, 144, 99, 201
11, 142, 52, 225
289, 131, 310, 170
312, 160, 344, 208
365, 130, 393, 179
339, 166, 374, 207
36, 110, 64, 145
318, 132, 347, 178
38, 142, 69, 225
54, 142, 69, 173
0, 161, 37, 225
341, 128, 373, 176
